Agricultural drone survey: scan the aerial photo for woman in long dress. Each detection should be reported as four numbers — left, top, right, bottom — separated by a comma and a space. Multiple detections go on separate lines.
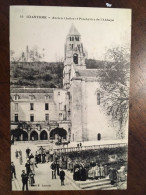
88, 167, 94, 180
30, 157, 37, 174
99, 164, 105, 179
94, 164, 100, 180
109, 168, 117, 185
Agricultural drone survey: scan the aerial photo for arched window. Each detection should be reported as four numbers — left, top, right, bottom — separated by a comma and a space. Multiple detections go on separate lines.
14, 114, 18, 122
45, 103, 49, 110
30, 114, 34, 122
14, 94, 20, 100
97, 133, 101, 140
30, 103, 34, 110
73, 53, 78, 64
75, 36, 79, 41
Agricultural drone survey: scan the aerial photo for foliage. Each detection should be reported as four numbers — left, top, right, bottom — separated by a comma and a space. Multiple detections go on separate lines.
43, 74, 53, 81
63, 146, 127, 165
10, 59, 104, 88
99, 47, 130, 139
85, 59, 104, 69
10, 62, 64, 88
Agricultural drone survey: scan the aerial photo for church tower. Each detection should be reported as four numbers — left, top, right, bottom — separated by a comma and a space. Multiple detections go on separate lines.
63, 24, 86, 89
62, 24, 117, 142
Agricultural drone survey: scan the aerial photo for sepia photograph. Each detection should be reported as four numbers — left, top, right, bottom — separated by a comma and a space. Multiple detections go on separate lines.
10, 6, 131, 191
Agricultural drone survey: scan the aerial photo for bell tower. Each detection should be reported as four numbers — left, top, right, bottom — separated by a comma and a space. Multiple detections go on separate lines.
63, 24, 86, 89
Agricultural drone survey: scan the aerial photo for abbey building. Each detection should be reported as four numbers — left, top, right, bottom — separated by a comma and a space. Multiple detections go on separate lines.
63, 24, 116, 141
10, 24, 116, 142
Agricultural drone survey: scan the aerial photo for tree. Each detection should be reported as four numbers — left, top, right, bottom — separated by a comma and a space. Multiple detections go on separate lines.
43, 74, 52, 81
99, 47, 130, 139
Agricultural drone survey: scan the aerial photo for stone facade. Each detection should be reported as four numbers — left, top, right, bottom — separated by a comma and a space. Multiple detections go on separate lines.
63, 24, 116, 142
10, 88, 71, 141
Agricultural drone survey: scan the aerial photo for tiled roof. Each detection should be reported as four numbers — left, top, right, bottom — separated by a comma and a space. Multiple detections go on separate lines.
76, 69, 101, 77
11, 88, 54, 93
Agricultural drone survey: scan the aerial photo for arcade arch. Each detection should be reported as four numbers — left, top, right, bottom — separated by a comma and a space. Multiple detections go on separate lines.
40, 130, 48, 140
30, 130, 38, 141
22, 131, 28, 141
50, 128, 67, 140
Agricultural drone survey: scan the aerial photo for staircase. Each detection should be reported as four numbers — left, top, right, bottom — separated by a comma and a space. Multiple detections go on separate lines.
75, 177, 117, 190
65, 170, 117, 190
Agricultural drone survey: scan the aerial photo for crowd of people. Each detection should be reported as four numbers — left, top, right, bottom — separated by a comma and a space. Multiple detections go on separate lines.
73, 162, 107, 181
12, 148, 37, 190
72, 160, 126, 185
11, 146, 67, 191
11, 146, 126, 190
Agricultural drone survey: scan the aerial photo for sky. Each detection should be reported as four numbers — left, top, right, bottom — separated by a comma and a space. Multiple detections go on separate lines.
10, 6, 131, 62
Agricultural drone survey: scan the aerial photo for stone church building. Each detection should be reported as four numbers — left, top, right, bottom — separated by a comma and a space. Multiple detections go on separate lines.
11, 24, 116, 142
63, 24, 116, 141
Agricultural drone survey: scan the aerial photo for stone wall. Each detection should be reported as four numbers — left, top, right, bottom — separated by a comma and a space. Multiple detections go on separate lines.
85, 81, 116, 140
71, 79, 83, 142
11, 89, 67, 123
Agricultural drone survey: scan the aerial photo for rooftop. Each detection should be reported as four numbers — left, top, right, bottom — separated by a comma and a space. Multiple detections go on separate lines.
76, 69, 101, 77
11, 88, 54, 93
67, 24, 80, 36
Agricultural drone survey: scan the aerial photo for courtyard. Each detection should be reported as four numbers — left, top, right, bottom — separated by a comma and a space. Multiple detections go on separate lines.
11, 140, 127, 191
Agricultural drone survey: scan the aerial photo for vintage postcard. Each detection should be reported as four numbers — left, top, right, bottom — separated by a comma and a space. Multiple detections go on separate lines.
10, 6, 131, 190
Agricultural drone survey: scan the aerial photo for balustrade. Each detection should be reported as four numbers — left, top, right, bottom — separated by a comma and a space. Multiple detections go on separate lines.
53, 143, 127, 154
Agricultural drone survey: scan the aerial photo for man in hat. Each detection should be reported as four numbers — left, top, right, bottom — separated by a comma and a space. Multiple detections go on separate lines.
11, 162, 16, 180
25, 160, 31, 175
50, 161, 57, 179
26, 147, 31, 158
21, 170, 29, 191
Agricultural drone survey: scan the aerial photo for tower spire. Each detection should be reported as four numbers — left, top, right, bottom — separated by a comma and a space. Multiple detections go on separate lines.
63, 24, 86, 89
67, 24, 80, 36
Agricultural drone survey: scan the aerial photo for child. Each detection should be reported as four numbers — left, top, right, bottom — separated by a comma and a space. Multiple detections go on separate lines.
29, 170, 35, 186
60, 168, 65, 185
